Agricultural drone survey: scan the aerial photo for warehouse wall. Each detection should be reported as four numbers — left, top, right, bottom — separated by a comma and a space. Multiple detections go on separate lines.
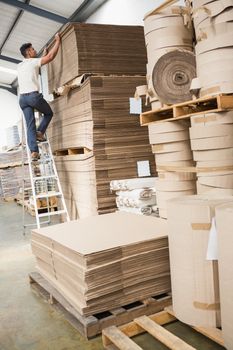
86, 0, 165, 25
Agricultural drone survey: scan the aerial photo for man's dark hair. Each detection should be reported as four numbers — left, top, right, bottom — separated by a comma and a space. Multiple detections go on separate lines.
20, 43, 32, 57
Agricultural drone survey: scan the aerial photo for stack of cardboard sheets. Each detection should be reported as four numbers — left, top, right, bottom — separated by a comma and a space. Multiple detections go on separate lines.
31, 212, 171, 316
148, 120, 196, 218
0, 165, 30, 200
0, 148, 27, 167
47, 23, 147, 93
0, 148, 30, 200
48, 76, 156, 219
190, 111, 233, 195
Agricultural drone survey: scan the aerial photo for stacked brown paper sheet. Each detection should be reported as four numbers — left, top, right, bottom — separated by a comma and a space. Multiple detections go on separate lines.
190, 111, 233, 195
148, 120, 196, 218
167, 195, 233, 328
144, 6, 194, 106
216, 203, 233, 350
31, 212, 171, 316
192, 0, 233, 97
47, 23, 147, 93
0, 148, 30, 200
48, 76, 156, 219
0, 148, 27, 167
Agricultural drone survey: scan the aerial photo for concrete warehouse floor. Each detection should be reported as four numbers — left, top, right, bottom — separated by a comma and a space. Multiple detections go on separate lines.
0, 201, 225, 350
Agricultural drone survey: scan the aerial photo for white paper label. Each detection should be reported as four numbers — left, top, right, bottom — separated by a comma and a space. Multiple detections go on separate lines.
206, 217, 218, 261
130, 97, 142, 114
137, 161, 151, 177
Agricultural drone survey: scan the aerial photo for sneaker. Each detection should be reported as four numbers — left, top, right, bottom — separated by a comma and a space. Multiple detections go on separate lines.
36, 131, 46, 142
31, 152, 40, 161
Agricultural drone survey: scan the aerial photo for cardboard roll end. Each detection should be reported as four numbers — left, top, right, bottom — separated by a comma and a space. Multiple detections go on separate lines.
152, 50, 196, 104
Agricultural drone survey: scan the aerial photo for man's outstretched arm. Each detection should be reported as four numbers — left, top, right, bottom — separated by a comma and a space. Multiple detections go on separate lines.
41, 33, 61, 65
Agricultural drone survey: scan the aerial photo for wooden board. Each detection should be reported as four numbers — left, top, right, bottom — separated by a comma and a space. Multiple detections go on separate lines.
140, 94, 233, 126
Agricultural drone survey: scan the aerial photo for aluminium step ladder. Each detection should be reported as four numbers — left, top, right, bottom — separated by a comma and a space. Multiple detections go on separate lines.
21, 112, 70, 231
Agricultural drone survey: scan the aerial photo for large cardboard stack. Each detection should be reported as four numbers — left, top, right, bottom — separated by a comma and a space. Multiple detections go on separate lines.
0, 148, 29, 200
47, 24, 156, 219
190, 111, 233, 195
216, 203, 233, 350
47, 23, 147, 93
192, 0, 233, 97
143, 6, 195, 107
31, 212, 171, 316
48, 76, 155, 219
148, 120, 196, 218
167, 195, 233, 328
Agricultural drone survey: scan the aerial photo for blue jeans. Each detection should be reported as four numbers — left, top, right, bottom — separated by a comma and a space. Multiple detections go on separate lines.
19, 91, 53, 152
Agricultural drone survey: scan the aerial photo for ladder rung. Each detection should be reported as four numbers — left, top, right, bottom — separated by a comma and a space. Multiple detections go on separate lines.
33, 175, 57, 180
32, 158, 52, 163
36, 192, 61, 199
38, 141, 49, 145
38, 210, 66, 218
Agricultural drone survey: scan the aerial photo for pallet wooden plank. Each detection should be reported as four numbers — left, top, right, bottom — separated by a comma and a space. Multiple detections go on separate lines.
140, 94, 233, 125
29, 272, 98, 338
218, 95, 233, 109
134, 315, 196, 350
192, 326, 224, 347
118, 310, 176, 338
29, 272, 171, 339
165, 306, 224, 347
102, 326, 143, 350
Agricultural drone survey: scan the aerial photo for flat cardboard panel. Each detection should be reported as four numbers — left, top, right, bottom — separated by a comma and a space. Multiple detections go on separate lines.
216, 203, 233, 350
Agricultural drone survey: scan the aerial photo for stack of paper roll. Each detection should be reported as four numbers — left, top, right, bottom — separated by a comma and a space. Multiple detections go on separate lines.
167, 195, 233, 328
148, 120, 196, 218
144, 6, 195, 106
190, 111, 233, 195
192, 0, 233, 97
110, 178, 157, 216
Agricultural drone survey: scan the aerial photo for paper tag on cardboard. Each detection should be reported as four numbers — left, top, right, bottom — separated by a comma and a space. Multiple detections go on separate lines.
137, 160, 151, 177
130, 97, 142, 114
206, 217, 218, 260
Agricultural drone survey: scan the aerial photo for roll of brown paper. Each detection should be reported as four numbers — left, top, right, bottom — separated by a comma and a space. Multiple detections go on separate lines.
152, 50, 196, 104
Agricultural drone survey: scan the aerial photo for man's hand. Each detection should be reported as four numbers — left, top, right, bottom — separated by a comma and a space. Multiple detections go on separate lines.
55, 33, 61, 42
42, 47, 48, 57
41, 32, 61, 66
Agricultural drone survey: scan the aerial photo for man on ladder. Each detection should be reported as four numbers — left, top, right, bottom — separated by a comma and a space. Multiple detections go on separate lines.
17, 33, 70, 229
17, 33, 61, 161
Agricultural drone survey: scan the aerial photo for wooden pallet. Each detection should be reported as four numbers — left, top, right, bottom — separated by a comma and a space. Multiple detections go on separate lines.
29, 271, 172, 339
102, 306, 224, 349
54, 147, 91, 156
140, 94, 233, 125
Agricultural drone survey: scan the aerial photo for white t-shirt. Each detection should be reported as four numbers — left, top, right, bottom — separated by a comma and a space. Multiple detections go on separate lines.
17, 58, 42, 94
